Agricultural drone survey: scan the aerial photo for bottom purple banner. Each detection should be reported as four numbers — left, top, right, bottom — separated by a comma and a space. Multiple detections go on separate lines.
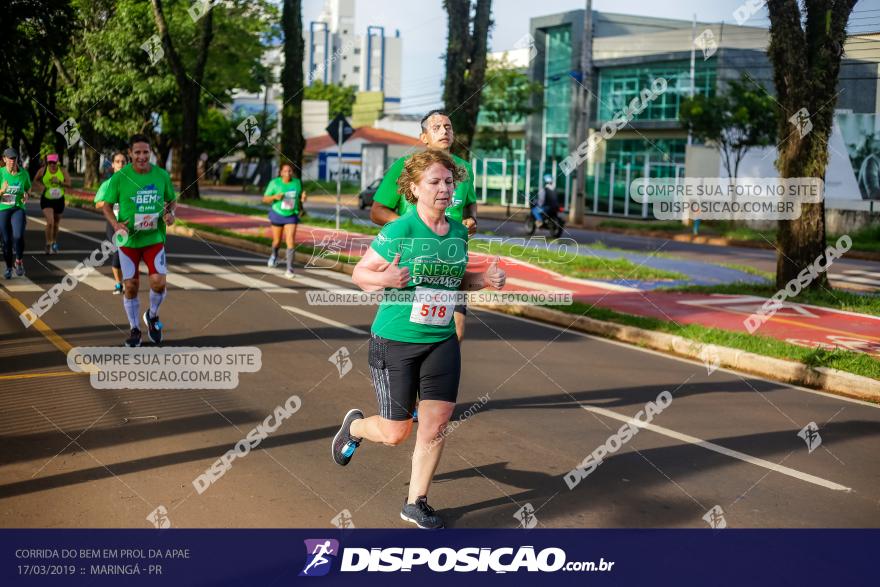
1, 529, 876, 586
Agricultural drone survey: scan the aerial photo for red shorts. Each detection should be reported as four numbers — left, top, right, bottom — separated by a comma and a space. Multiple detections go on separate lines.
119, 243, 167, 280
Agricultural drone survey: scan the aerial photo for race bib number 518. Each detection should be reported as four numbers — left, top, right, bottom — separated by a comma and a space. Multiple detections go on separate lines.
409, 287, 454, 326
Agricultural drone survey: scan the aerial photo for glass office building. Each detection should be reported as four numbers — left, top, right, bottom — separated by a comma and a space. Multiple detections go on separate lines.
525, 11, 759, 216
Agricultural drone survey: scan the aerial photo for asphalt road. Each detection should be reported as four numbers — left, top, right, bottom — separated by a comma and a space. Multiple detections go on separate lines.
1, 205, 878, 529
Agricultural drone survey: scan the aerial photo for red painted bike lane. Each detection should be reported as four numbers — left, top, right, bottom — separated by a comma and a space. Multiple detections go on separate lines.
175, 204, 880, 359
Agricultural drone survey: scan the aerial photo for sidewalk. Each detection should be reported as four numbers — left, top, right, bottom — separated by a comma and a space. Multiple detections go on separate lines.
173, 203, 880, 360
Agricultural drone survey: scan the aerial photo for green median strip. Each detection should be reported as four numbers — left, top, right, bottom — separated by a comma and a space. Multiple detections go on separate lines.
170, 215, 879, 381
549, 302, 880, 381
470, 240, 686, 282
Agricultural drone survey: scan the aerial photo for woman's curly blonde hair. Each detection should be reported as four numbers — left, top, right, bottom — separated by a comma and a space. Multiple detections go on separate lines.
396, 150, 467, 204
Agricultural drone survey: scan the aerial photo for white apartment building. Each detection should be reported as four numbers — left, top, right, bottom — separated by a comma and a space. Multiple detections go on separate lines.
305, 0, 402, 113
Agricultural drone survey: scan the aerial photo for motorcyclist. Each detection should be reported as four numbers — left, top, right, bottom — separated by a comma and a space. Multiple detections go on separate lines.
532, 174, 559, 226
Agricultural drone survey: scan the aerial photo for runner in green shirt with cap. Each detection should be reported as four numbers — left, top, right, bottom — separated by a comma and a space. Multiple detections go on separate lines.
0, 147, 31, 278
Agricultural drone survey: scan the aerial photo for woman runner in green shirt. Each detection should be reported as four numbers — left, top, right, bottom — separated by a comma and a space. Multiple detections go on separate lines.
331, 150, 506, 529
262, 162, 307, 278
0, 148, 32, 278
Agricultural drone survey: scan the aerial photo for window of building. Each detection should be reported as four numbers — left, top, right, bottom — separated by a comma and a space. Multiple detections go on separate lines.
597, 61, 716, 122
542, 24, 573, 162
589, 138, 687, 215
353, 66, 360, 73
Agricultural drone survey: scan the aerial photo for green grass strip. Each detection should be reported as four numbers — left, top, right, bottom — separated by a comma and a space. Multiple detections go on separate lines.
551, 302, 879, 381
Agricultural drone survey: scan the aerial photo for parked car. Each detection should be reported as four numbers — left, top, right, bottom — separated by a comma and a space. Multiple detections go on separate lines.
358, 178, 382, 209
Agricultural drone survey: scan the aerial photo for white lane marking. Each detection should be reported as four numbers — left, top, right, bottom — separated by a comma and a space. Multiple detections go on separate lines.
27, 216, 105, 245
245, 265, 358, 292
281, 305, 367, 334
305, 269, 355, 284
164, 270, 216, 291
168, 253, 264, 262
580, 403, 851, 492
477, 308, 880, 409
48, 260, 117, 290
842, 270, 880, 278
24, 250, 94, 255
830, 274, 880, 287
185, 263, 296, 293
1, 276, 44, 292
28, 215, 265, 263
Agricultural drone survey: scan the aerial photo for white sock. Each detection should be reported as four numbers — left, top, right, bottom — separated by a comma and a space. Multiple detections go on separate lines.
123, 297, 140, 329
286, 249, 294, 272
149, 289, 166, 317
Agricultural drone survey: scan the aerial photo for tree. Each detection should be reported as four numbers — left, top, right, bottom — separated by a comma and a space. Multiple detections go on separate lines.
55, 0, 176, 187
474, 55, 541, 160
0, 0, 73, 176
150, 0, 214, 199
442, 0, 493, 158
766, 0, 856, 290
679, 76, 777, 179
304, 81, 357, 118
280, 0, 305, 177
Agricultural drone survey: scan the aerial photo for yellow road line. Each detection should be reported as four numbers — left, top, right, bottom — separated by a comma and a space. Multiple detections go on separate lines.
1, 292, 73, 355
0, 371, 88, 380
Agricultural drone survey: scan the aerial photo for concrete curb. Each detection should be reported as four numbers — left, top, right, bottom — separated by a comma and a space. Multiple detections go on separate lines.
473, 303, 880, 403
73, 198, 879, 402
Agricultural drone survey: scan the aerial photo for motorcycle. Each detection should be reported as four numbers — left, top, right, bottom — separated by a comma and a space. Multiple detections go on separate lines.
525, 206, 566, 239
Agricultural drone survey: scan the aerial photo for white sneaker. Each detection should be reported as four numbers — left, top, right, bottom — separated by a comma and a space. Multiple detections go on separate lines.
284, 270, 295, 279
267, 253, 277, 268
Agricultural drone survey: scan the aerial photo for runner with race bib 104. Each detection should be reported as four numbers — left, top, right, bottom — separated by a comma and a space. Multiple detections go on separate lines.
100, 134, 177, 347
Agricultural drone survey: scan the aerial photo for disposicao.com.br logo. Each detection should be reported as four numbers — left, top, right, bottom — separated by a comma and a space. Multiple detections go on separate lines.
299, 541, 613, 575
300, 539, 340, 577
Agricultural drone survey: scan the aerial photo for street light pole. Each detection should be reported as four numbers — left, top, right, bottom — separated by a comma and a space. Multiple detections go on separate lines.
570, 0, 592, 226
336, 118, 342, 230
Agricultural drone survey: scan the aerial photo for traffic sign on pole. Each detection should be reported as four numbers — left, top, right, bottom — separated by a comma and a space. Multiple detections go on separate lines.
326, 115, 354, 229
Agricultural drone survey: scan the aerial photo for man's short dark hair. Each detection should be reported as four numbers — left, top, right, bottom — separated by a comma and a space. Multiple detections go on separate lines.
129, 134, 151, 148
420, 110, 450, 133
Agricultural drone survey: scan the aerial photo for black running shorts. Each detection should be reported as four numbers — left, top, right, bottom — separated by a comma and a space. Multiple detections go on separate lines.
368, 333, 460, 421
40, 196, 65, 214
105, 222, 121, 270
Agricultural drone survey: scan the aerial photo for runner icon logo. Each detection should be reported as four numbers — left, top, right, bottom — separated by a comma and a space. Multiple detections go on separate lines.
513, 503, 538, 529
146, 505, 171, 529
702, 505, 727, 529
141, 34, 164, 65
798, 422, 822, 453
56, 117, 81, 148
300, 539, 339, 577
329, 347, 352, 378
331, 509, 355, 529
237, 116, 262, 146
699, 344, 721, 375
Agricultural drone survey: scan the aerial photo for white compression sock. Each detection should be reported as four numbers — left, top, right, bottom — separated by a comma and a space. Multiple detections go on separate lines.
123, 297, 140, 329
286, 249, 294, 272
149, 289, 166, 317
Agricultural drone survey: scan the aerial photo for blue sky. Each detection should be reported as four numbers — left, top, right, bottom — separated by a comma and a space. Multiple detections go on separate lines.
303, 0, 879, 113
